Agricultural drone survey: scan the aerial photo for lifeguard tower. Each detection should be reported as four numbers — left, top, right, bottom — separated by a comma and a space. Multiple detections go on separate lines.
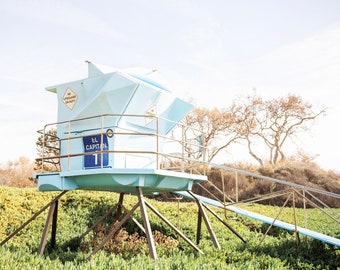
32, 62, 211, 258
35, 62, 206, 194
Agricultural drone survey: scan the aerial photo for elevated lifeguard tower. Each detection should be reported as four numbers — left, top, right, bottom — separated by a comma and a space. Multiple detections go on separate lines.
35, 62, 206, 194
32, 62, 211, 259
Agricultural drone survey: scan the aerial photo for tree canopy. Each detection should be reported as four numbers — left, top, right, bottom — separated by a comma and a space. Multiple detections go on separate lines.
183, 93, 325, 165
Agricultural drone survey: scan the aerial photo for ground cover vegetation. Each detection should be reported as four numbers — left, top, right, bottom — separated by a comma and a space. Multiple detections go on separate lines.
0, 187, 339, 269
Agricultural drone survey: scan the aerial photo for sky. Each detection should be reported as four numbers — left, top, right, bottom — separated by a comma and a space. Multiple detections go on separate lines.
1, 0, 340, 171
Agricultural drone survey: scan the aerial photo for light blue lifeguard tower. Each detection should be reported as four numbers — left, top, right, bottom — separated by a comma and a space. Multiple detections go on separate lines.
36, 62, 206, 194
32, 62, 210, 258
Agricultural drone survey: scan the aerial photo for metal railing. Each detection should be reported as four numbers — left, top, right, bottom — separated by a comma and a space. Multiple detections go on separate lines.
36, 113, 207, 173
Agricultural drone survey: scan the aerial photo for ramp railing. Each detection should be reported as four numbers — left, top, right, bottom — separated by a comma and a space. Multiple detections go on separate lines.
180, 160, 340, 246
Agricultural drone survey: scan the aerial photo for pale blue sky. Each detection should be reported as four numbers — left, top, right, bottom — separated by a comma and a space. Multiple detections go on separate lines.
1, 0, 340, 170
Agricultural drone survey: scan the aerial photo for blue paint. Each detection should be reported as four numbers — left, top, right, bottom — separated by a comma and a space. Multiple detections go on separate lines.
83, 134, 109, 168
35, 169, 207, 194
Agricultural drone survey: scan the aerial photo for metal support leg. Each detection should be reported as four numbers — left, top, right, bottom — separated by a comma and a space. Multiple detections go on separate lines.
188, 191, 246, 243
50, 200, 59, 249
0, 191, 67, 248
78, 204, 118, 241
87, 201, 140, 260
137, 187, 157, 259
196, 208, 203, 245
258, 192, 292, 246
38, 201, 57, 255
202, 203, 246, 243
115, 193, 125, 220
144, 200, 203, 254
197, 199, 221, 249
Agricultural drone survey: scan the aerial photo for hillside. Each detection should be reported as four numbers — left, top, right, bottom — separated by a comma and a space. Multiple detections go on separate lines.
155, 159, 340, 209
0, 187, 339, 269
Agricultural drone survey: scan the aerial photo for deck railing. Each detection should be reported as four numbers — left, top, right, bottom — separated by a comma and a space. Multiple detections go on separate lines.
36, 113, 207, 173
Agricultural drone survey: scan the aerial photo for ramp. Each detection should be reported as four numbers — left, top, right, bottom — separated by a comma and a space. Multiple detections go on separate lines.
174, 191, 340, 247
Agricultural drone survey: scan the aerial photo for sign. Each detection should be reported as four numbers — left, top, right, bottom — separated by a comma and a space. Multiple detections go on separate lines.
145, 105, 157, 125
62, 87, 78, 110
83, 134, 109, 168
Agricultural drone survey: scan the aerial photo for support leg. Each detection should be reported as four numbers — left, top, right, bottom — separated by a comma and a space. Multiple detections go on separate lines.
38, 201, 57, 255
203, 203, 246, 243
144, 200, 203, 254
50, 200, 59, 249
0, 191, 66, 248
188, 190, 247, 244
115, 193, 125, 220
137, 187, 157, 259
196, 198, 221, 249
87, 201, 140, 260
78, 204, 118, 241
196, 208, 203, 245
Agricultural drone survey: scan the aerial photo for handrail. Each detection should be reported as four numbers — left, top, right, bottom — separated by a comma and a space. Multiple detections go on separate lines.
37, 113, 206, 173
36, 113, 339, 207
202, 161, 340, 200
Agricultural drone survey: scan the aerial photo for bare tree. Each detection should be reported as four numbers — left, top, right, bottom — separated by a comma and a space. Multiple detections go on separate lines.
232, 93, 326, 165
183, 107, 245, 163
35, 128, 60, 172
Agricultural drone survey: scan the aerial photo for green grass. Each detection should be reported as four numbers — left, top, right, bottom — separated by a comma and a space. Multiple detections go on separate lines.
0, 186, 339, 269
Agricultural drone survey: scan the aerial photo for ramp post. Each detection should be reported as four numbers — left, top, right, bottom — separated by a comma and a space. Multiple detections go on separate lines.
188, 191, 221, 249
200, 202, 246, 243
258, 192, 292, 246
292, 191, 301, 247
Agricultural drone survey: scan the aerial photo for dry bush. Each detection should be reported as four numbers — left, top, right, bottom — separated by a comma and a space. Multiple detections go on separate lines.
269, 158, 340, 207
0, 157, 36, 188
189, 158, 340, 207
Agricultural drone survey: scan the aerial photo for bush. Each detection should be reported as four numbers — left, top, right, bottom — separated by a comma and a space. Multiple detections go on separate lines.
0, 157, 36, 188
0, 187, 339, 269
188, 160, 340, 208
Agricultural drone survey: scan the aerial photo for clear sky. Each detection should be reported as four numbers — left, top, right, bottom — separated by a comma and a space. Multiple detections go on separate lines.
1, 0, 340, 170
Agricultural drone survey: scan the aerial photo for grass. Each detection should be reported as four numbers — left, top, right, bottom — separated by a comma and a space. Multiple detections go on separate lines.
0, 186, 339, 269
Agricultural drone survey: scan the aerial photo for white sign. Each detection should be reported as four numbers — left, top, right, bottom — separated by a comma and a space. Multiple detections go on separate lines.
145, 105, 157, 125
